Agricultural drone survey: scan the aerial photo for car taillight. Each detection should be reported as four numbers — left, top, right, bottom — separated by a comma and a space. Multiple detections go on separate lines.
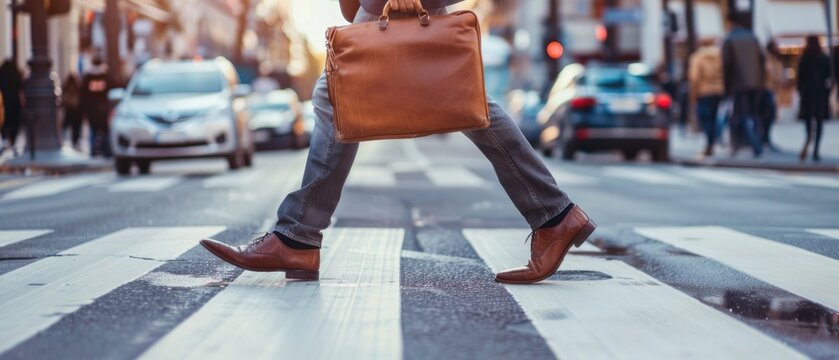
655, 93, 672, 109
570, 97, 596, 110
656, 129, 669, 139
575, 128, 591, 140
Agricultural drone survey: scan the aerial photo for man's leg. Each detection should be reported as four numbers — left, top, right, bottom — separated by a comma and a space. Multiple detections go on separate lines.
272, 74, 359, 248
462, 98, 572, 231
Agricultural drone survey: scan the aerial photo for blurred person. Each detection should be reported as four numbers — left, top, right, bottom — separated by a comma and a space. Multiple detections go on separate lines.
722, 14, 764, 157
796, 35, 831, 162
199, 0, 597, 284
0, 60, 24, 156
762, 40, 784, 152
61, 73, 84, 149
81, 56, 111, 157
688, 38, 725, 156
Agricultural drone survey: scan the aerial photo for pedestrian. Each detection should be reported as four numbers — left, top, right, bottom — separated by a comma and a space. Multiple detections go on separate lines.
0, 60, 24, 156
796, 35, 831, 162
722, 14, 765, 157
199, 0, 596, 284
81, 56, 111, 157
763, 40, 784, 152
62, 73, 84, 149
688, 38, 725, 156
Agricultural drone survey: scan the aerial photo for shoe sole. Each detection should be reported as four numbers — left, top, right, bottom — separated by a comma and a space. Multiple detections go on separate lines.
496, 220, 597, 285
199, 241, 319, 280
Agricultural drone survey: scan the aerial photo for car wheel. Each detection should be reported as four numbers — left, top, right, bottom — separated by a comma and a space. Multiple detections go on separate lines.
541, 146, 554, 157
243, 149, 253, 167
652, 145, 670, 162
227, 150, 243, 170
561, 145, 576, 161
115, 158, 132, 176
137, 160, 152, 175
622, 149, 639, 161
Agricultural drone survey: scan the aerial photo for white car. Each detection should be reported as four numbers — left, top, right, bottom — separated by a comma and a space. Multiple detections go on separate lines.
109, 58, 254, 175
247, 90, 310, 149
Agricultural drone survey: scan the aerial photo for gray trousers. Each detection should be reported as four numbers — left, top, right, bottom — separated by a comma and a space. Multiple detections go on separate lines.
272, 8, 572, 247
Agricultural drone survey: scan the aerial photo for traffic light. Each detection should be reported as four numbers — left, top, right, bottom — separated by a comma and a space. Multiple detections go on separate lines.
546, 41, 564, 60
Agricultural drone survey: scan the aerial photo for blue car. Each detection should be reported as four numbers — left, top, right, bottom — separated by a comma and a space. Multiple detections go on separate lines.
538, 63, 672, 162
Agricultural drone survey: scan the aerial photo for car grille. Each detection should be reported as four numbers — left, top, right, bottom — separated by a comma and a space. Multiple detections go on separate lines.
136, 140, 209, 148
144, 111, 202, 126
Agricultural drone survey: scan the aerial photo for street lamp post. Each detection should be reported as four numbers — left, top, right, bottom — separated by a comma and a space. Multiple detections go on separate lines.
7, 0, 98, 171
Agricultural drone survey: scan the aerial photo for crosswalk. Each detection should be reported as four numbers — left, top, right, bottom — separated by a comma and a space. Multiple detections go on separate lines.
0, 224, 835, 358
1, 162, 836, 202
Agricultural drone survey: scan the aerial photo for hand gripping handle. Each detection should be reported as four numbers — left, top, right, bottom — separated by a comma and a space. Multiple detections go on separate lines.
378, 2, 431, 30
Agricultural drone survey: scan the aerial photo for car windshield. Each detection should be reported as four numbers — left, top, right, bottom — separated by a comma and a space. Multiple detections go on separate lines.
132, 70, 223, 96
249, 102, 290, 112
581, 68, 653, 90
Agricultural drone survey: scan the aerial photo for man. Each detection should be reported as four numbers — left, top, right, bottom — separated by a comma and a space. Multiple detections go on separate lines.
200, 0, 596, 284
81, 56, 111, 157
688, 38, 725, 156
0, 60, 23, 156
722, 14, 765, 157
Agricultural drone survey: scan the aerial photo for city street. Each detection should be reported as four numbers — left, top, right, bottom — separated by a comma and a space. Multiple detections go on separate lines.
0, 134, 837, 359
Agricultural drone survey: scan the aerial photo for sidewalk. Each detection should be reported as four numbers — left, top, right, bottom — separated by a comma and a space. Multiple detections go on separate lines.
670, 120, 839, 173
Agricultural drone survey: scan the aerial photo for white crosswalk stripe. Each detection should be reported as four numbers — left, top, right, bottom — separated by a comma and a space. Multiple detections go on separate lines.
0, 226, 225, 354
547, 168, 599, 186
464, 228, 808, 360
141, 228, 403, 360
636, 226, 839, 311
203, 169, 265, 188
425, 167, 486, 187
670, 168, 786, 188
602, 166, 692, 185
346, 165, 398, 187
108, 176, 182, 192
0, 174, 112, 201
808, 228, 839, 240
0, 230, 52, 248
765, 173, 839, 189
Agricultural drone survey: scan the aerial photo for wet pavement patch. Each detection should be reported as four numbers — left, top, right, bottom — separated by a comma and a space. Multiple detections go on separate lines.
550, 270, 612, 281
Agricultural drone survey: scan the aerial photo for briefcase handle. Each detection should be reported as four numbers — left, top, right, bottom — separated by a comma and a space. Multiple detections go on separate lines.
378, 3, 431, 30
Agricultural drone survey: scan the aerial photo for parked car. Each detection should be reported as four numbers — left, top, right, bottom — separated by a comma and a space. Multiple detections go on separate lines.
537, 63, 671, 162
109, 58, 254, 175
247, 90, 310, 149
507, 89, 543, 147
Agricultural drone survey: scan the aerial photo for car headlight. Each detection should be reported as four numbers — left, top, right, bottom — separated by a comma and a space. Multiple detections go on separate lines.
205, 104, 233, 120
113, 107, 143, 125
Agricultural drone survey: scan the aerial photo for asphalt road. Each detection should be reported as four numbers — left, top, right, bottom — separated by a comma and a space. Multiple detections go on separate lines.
0, 134, 837, 359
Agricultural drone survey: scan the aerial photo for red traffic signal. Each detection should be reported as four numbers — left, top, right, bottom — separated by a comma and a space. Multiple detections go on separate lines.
546, 41, 564, 60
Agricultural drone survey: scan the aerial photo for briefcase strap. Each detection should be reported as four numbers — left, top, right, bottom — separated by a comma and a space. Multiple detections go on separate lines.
378, 3, 431, 30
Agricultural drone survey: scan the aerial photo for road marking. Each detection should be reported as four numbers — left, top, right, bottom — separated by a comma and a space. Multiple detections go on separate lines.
426, 167, 485, 187
0, 230, 52, 248
346, 166, 397, 187
108, 176, 181, 192
203, 169, 264, 188
679, 169, 785, 188
547, 167, 598, 186
767, 173, 839, 189
141, 227, 403, 360
636, 226, 839, 312
807, 228, 839, 240
602, 166, 690, 185
464, 228, 807, 360
0, 174, 111, 201
0, 226, 225, 354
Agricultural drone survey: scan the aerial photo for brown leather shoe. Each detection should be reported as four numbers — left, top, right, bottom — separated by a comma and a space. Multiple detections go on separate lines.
495, 205, 596, 284
200, 233, 320, 280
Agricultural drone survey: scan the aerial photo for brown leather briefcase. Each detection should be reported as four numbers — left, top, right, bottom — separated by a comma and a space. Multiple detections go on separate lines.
325, 4, 490, 142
